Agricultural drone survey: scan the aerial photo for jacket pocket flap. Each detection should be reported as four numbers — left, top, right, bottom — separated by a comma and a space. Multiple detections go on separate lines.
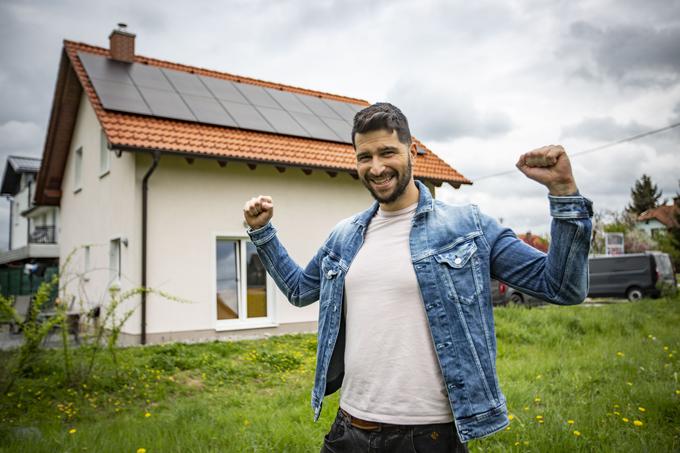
434, 240, 477, 269
321, 256, 342, 279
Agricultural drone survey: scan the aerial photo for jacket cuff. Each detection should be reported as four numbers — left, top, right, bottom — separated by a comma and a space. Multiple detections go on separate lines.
247, 222, 277, 246
548, 194, 593, 219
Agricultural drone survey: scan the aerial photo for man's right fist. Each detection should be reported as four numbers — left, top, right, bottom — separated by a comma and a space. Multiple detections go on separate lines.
243, 195, 274, 229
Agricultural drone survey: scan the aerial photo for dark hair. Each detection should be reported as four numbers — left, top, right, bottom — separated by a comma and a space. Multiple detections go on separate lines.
351, 102, 412, 147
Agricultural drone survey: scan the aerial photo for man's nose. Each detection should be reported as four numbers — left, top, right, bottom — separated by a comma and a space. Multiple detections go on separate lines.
369, 157, 385, 175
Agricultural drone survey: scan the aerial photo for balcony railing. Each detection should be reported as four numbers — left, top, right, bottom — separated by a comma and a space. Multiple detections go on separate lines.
29, 226, 57, 244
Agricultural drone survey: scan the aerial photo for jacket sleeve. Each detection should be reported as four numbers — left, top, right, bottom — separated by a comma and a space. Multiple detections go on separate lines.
247, 222, 322, 307
479, 194, 593, 305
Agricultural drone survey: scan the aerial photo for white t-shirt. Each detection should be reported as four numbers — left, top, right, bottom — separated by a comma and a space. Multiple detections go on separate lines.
340, 202, 453, 424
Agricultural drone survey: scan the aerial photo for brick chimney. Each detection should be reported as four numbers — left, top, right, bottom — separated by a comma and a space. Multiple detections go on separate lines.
109, 23, 135, 63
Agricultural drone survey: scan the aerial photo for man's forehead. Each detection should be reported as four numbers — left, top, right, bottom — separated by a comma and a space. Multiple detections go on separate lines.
354, 129, 401, 149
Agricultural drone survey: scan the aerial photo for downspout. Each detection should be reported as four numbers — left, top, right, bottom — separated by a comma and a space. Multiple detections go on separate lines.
6, 196, 13, 250
141, 150, 161, 345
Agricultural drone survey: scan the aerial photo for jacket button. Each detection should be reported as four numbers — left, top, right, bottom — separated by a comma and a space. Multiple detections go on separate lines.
454, 257, 462, 265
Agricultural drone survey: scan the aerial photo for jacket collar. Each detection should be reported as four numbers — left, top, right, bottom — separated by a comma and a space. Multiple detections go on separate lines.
352, 179, 434, 227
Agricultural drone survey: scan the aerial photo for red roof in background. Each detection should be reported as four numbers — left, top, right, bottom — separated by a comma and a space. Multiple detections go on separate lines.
518, 233, 549, 253
63, 41, 471, 185
638, 203, 680, 229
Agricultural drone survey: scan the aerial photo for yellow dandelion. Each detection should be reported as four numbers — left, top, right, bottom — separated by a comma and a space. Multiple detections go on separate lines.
614, 411, 621, 416
144, 412, 151, 418
534, 397, 541, 403
669, 353, 673, 358
613, 404, 620, 408
626, 382, 633, 386
508, 414, 515, 420
137, 449, 147, 453
567, 420, 574, 425
633, 420, 643, 427
638, 407, 646, 412
69, 428, 76, 434
536, 374, 542, 379
536, 415, 543, 420
506, 426, 511, 431
573, 430, 581, 437
523, 406, 529, 411
622, 418, 629, 423
538, 420, 544, 424
616, 352, 624, 357
676, 390, 680, 395
515, 442, 520, 446
664, 346, 669, 351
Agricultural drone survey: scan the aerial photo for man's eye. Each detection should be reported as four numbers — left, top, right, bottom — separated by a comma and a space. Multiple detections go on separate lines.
358, 155, 371, 162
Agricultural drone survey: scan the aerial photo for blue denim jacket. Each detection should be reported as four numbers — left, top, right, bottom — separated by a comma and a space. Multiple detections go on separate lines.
248, 180, 593, 442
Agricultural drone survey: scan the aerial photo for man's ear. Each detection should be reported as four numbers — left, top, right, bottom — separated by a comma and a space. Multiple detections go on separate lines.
409, 142, 418, 159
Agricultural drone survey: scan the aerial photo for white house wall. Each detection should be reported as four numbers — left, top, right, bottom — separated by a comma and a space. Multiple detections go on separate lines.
10, 182, 31, 250
141, 154, 373, 337
58, 93, 140, 318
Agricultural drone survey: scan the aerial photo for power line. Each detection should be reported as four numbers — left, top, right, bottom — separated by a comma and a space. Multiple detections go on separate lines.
472, 120, 680, 182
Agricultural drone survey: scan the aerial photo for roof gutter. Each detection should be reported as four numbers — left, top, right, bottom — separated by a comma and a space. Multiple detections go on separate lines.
141, 150, 161, 345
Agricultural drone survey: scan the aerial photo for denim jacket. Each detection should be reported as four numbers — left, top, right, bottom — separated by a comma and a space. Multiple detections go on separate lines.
248, 180, 593, 442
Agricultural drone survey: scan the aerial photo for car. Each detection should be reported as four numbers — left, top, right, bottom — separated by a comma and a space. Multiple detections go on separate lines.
498, 282, 545, 307
588, 251, 677, 301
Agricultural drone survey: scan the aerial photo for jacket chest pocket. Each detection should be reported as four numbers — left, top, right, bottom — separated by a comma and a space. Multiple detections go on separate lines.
434, 239, 481, 305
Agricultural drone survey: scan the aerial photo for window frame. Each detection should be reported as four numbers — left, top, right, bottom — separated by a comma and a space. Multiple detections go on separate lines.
74, 146, 83, 193
99, 130, 111, 177
212, 232, 276, 331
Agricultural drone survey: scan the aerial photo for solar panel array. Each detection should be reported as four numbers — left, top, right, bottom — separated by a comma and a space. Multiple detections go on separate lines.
78, 52, 363, 144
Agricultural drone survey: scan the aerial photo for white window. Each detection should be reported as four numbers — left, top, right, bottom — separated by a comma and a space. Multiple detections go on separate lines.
109, 239, 121, 285
74, 147, 83, 191
84, 245, 92, 281
100, 130, 110, 176
215, 238, 273, 328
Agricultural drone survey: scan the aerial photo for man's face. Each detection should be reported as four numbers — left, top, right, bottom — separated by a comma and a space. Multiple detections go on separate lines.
354, 129, 415, 205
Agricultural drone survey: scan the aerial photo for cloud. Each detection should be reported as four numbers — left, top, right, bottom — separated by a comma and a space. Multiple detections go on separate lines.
566, 21, 680, 87
386, 80, 513, 141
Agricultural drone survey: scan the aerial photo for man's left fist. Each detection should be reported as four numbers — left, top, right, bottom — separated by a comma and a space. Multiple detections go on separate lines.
516, 145, 578, 196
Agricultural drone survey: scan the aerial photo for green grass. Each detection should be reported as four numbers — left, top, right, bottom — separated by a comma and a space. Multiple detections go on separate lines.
1, 296, 679, 452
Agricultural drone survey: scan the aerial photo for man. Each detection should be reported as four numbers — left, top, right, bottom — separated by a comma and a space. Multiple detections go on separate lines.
243, 103, 592, 452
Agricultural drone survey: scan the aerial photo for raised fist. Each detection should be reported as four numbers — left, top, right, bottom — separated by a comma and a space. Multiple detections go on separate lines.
243, 195, 274, 229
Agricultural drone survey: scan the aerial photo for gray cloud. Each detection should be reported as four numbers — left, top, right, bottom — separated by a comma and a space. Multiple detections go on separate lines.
566, 21, 680, 88
387, 80, 513, 141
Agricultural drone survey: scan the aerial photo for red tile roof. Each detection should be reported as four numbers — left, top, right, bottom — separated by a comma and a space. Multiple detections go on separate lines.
638, 203, 680, 229
36, 40, 470, 205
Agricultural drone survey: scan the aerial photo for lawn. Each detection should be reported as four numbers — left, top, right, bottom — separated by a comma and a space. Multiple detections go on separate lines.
1, 296, 679, 452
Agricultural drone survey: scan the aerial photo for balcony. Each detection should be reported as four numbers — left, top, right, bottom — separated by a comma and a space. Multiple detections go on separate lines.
29, 226, 57, 244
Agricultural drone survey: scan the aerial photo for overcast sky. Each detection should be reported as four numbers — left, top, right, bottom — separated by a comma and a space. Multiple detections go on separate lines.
1, 0, 679, 250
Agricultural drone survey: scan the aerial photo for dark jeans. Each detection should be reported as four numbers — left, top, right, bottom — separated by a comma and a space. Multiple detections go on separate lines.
320, 409, 469, 453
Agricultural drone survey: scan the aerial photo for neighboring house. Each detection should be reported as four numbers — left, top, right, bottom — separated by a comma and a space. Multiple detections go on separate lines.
517, 231, 548, 253
636, 197, 680, 238
33, 25, 470, 345
0, 156, 59, 298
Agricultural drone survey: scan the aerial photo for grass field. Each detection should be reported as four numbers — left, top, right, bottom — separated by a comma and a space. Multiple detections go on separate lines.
1, 296, 679, 452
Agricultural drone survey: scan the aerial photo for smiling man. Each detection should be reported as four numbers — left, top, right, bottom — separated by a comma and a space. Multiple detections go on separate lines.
243, 103, 593, 452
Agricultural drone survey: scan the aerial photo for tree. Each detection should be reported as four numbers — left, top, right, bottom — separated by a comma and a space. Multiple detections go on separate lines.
627, 174, 663, 215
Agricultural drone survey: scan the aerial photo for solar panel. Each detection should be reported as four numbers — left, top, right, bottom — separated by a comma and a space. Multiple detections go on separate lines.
183, 95, 237, 127
256, 107, 310, 137
199, 77, 249, 104
235, 83, 280, 109
129, 64, 174, 91
78, 53, 360, 144
323, 99, 357, 123
219, 100, 275, 132
321, 117, 353, 143
297, 94, 342, 119
290, 112, 341, 141
265, 89, 312, 114
163, 69, 213, 97
78, 53, 132, 85
138, 86, 195, 121
91, 78, 151, 115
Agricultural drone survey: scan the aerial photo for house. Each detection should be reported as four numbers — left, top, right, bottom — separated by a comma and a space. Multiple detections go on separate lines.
0, 156, 59, 298
34, 25, 470, 345
636, 197, 680, 238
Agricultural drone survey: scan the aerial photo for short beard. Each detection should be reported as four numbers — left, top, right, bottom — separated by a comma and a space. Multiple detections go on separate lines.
361, 157, 413, 205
